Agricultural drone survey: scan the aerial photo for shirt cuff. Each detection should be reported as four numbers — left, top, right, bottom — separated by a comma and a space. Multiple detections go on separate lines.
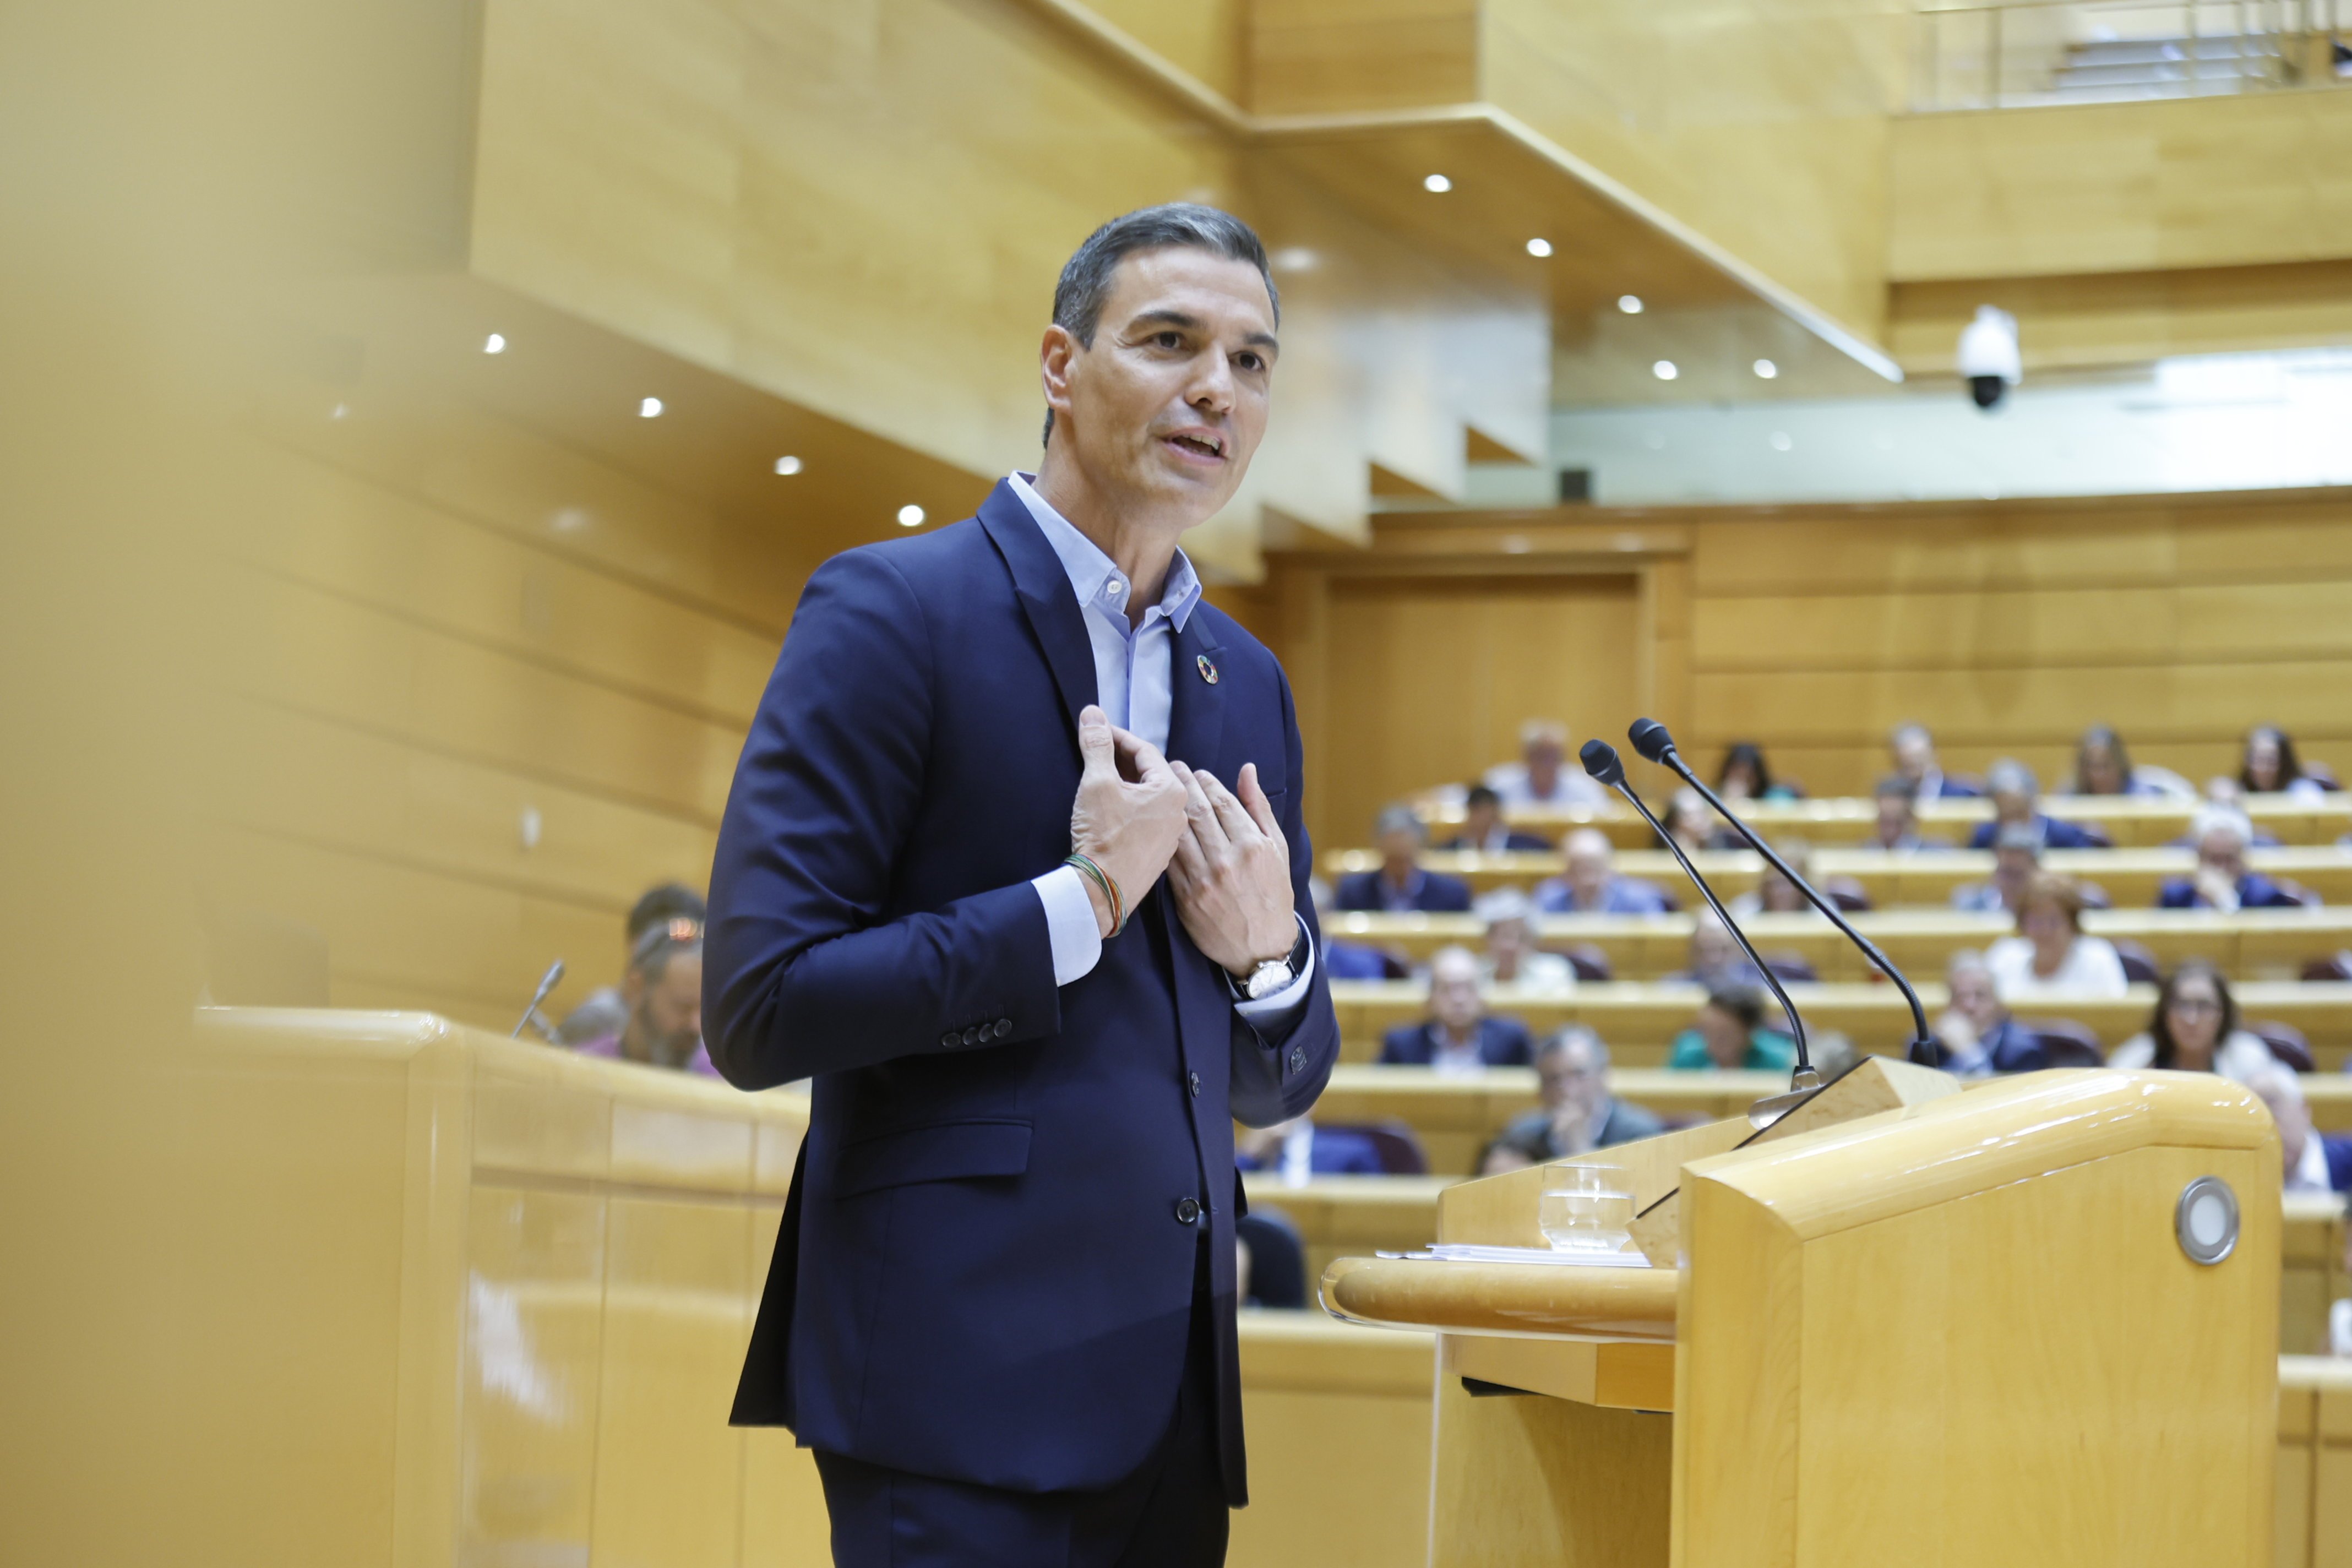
1234, 914, 1316, 1027
1032, 865, 1104, 987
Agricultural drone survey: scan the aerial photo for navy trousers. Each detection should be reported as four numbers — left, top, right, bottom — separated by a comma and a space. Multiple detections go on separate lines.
813, 1240, 1229, 1567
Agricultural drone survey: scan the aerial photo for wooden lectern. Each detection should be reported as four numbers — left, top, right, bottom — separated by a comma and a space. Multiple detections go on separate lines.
1322, 1064, 2282, 1566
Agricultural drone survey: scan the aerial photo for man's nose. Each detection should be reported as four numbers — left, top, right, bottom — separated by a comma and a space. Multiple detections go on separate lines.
1186, 351, 1235, 413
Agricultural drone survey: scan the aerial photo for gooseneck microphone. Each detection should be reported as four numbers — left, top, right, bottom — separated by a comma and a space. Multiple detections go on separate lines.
513, 959, 567, 1041
1627, 718, 1937, 1065
1581, 740, 1812, 1082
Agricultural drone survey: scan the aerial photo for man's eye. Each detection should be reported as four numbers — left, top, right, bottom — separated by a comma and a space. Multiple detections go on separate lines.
1237, 353, 1264, 372
1156, 331, 1183, 349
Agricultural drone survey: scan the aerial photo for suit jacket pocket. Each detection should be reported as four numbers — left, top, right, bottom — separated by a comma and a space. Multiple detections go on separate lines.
834, 1118, 1033, 1198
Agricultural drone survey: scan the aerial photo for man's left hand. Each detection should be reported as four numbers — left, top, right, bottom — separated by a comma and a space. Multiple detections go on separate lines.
1167, 761, 1296, 979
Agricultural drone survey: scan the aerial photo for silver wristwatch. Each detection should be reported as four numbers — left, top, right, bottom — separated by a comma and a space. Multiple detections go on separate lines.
1243, 955, 1294, 1000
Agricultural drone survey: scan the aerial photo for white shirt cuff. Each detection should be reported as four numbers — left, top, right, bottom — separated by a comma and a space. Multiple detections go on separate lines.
1235, 914, 1316, 1026
1032, 865, 1104, 987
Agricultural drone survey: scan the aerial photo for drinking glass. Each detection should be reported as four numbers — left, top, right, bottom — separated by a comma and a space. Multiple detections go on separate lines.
1538, 1163, 1634, 1253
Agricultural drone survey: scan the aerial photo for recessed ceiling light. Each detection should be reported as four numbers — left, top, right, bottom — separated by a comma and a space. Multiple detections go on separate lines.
1652, 360, 1678, 381
1423, 173, 1452, 193
330, 402, 349, 421
896, 504, 925, 528
774, 455, 803, 476
1618, 295, 1644, 314
1270, 247, 1319, 273
1753, 358, 1778, 379
639, 396, 663, 418
1770, 431, 1793, 451
1526, 237, 1553, 258
483, 333, 507, 355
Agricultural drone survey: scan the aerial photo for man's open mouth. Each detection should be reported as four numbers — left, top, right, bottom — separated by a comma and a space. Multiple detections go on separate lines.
1164, 432, 1224, 459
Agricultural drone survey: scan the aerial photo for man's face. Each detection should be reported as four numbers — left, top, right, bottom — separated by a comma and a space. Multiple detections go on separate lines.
1463, 798, 1501, 842
1565, 831, 1610, 891
1893, 732, 1931, 782
2197, 827, 2246, 879
1378, 825, 1423, 872
1689, 918, 1735, 974
1994, 846, 2035, 896
1429, 954, 1484, 1034
1525, 739, 1564, 781
1991, 786, 2032, 825
1948, 965, 2003, 1032
1875, 793, 1913, 845
1537, 1042, 1606, 1119
627, 951, 705, 1066
1041, 247, 1277, 527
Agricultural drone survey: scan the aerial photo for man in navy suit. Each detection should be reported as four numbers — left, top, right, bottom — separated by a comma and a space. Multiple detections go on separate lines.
2157, 807, 2311, 910
1376, 946, 1534, 1070
704, 205, 1340, 1566
1333, 804, 1473, 912
1966, 760, 2110, 851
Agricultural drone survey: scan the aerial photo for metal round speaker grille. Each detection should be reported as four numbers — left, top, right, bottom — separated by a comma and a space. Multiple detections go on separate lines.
2175, 1176, 2240, 1266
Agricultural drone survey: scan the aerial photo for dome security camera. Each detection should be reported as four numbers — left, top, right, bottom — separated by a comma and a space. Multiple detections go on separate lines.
1957, 305, 2021, 411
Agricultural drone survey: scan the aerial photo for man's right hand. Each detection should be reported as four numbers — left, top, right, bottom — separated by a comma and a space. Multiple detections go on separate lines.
1069, 704, 1189, 938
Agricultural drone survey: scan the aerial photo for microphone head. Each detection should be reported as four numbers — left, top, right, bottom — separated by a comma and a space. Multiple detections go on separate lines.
1579, 739, 1625, 787
1627, 718, 1676, 764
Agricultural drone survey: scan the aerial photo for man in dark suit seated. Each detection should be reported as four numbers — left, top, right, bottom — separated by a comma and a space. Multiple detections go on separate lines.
1533, 827, 1674, 914
1440, 783, 1552, 853
703, 205, 1340, 1565
2248, 1067, 2352, 1194
1335, 803, 1473, 912
1232, 1115, 1386, 1182
1929, 950, 2048, 1075
1869, 775, 1952, 852
1890, 721, 1980, 802
1378, 946, 1533, 1072
2158, 806, 2313, 910
1481, 1027, 1662, 1173
1966, 759, 2109, 851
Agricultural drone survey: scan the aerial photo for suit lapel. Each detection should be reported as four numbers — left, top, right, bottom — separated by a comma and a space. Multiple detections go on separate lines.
1165, 611, 1226, 776
977, 482, 1097, 741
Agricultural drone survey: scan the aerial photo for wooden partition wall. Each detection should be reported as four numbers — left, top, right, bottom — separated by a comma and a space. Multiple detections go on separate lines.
1271, 486, 2352, 849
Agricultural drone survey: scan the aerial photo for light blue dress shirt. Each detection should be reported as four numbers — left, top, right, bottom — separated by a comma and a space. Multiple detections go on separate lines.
1009, 473, 1314, 1025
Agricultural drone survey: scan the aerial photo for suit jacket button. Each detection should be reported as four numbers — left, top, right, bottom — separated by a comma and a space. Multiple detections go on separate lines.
961, 1025, 981, 1047
994, 1018, 1013, 1038
1188, 1070, 1201, 1097
940, 1031, 959, 1049
1175, 1196, 1201, 1224
1289, 1047, 1306, 1071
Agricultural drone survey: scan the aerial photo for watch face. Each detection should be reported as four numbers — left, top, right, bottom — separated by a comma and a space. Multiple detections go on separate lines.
1249, 962, 1292, 999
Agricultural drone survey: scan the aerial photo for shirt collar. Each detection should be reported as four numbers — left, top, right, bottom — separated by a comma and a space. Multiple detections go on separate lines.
1009, 472, 1200, 632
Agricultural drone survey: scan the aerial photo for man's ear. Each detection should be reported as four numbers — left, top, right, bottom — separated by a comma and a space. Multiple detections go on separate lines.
1040, 324, 1080, 421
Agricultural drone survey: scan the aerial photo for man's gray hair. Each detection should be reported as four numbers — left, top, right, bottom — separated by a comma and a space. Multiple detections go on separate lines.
1985, 758, 2039, 798
1374, 803, 1427, 841
1043, 203, 1278, 445
1538, 1024, 1610, 1068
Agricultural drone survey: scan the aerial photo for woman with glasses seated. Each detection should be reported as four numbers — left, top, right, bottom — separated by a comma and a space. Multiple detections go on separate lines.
2106, 958, 2276, 1081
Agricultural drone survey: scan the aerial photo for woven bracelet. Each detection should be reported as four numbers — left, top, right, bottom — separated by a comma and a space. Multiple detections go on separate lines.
1064, 852, 1126, 938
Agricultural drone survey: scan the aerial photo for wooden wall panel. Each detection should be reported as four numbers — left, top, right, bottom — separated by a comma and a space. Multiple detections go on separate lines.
1246, 0, 1480, 115
1321, 573, 1638, 847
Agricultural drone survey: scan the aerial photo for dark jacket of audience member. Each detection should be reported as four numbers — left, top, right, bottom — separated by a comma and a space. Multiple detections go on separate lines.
1233, 1124, 1387, 1177
1333, 867, 1473, 913
1440, 784, 1553, 853
1966, 813, 2106, 852
1321, 940, 1397, 980
1378, 1015, 1534, 1068
1493, 1098, 1663, 1162
2157, 871, 2305, 910
1930, 1014, 2049, 1075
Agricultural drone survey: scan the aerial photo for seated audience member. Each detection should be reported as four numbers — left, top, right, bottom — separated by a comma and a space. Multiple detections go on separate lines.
1484, 718, 1607, 808
572, 917, 715, 1074
1535, 827, 1675, 914
1984, 872, 2127, 1000
1968, 760, 2108, 851
1951, 823, 2042, 914
2246, 1067, 2352, 1195
1870, 775, 1949, 852
1476, 887, 1576, 993
1476, 1136, 1536, 1177
1890, 721, 1979, 802
2158, 806, 2310, 910
1728, 837, 1816, 919
1667, 985, 1798, 1073
1931, 950, 2046, 1075
1663, 787, 1727, 854
2242, 723, 2333, 798
1307, 878, 1395, 980
1336, 804, 1473, 913
2063, 723, 2193, 799
2107, 958, 2274, 1080
556, 881, 707, 1044
1485, 1027, 1665, 1169
1442, 783, 1552, 853
1716, 741, 1801, 802
1234, 1115, 1385, 1184
1378, 946, 1534, 1072
2197, 776, 2283, 845
1671, 908, 1765, 989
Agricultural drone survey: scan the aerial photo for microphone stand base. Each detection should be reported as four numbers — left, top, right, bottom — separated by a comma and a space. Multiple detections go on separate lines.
1747, 1065, 1825, 1131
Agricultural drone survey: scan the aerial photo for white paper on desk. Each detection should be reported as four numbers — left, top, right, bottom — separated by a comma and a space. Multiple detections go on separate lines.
1380, 1244, 1653, 1267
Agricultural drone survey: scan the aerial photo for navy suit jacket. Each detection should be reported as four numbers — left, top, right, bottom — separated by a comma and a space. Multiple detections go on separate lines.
703, 482, 1340, 1504
1332, 868, 1473, 912
2157, 873, 2305, 910
1377, 1016, 1534, 1067
1233, 1125, 1386, 1176
1968, 813, 2108, 851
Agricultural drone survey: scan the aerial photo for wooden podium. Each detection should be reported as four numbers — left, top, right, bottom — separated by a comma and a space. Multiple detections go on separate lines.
1322, 1064, 2283, 1566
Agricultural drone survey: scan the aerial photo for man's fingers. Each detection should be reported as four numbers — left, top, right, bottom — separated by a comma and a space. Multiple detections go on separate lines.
1077, 705, 1117, 776
1200, 771, 1257, 842
1112, 725, 1175, 786
1175, 761, 1228, 849
1235, 762, 1281, 836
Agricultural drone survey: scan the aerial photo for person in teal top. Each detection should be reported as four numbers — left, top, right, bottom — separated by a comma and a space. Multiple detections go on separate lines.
1667, 984, 1799, 1072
